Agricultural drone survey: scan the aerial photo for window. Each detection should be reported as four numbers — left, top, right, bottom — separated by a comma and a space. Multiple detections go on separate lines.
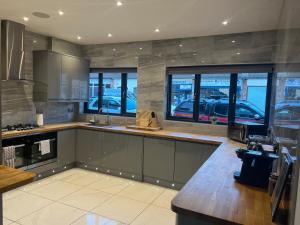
167, 66, 273, 126
235, 73, 268, 124
85, 69, 137, 116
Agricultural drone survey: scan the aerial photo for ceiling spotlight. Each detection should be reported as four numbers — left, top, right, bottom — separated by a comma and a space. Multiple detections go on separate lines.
232, 40, 236, 43
154, 28, 160, 33
77, 36, 82, 40
179, 44, 183, 47
222, 20, 228, 26
139, 47, 143, 50
23, 17, 29, 22
33, 40, 37, 44
58, 10, 64, 16
112, 48, 117, 51
236, 52, 241, 55
108, 33, 112, 37
193, 53, 197, 56
116, 1, 123, 6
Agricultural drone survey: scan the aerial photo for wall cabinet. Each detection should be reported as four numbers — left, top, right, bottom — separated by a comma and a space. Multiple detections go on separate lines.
76, 129, 103, 166
57, 129, 76, 166
33, 50, 89, 102
174, 141, 216, 184
143, 137, 175, 182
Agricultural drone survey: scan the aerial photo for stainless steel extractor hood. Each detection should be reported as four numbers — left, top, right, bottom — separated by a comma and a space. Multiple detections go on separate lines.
1, 20, 25, 80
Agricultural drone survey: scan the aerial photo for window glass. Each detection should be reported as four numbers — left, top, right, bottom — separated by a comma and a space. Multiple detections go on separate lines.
102, 73, 122, 114
235, 73, 267, 124
274, 72, 300, 126
88, 73, 99, 111
126, 73, 137, 113
171, 74, 195, 119
199, 74, 231, 124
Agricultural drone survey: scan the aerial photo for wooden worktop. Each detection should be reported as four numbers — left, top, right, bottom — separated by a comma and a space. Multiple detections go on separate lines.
0, 166, 35, 193
1, 122, 274, 224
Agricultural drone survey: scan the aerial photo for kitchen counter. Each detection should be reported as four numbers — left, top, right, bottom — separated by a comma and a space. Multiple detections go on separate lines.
0, 166, 35, 193
1, 122, 274, 224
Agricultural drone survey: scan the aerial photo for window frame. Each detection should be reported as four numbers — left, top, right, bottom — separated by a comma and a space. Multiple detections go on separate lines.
166, 64, 274, 127
84, 68, 137, 117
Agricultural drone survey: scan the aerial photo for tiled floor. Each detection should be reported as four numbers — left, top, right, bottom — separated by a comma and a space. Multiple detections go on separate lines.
3, 168, 177, 225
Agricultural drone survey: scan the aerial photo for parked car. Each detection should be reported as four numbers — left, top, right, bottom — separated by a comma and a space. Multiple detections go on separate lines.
173, 98, 265, 124
88, 96, 136, 113
274, 100, 300, 125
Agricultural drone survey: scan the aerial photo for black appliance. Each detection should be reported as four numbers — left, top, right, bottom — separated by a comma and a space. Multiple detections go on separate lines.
234, 148, 278, 188
228, 122, 268, 143
2, 132, 57, 169
1, 123, 39, 132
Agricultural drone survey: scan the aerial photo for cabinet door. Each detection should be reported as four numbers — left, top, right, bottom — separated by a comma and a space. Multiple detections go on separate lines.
79, 59, 89, 101
76, 129, 102, 166
144, 137, 175, 182
61, 55, 79, 100
174, 141, 216, 184
57, 130, 76, 166
102, 132, 126, 171
123, 135, 143, 176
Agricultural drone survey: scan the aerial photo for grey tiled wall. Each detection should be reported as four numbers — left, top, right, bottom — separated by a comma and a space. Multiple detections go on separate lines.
81, 30, 282, 135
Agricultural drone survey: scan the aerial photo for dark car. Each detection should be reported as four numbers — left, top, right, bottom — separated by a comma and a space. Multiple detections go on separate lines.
274, 100, 300, 125
173, 99, 265, 124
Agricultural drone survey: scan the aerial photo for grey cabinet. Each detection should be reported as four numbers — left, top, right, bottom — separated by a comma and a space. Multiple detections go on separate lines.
57, 129, 76, 166
143, 137, 175, 182
174, 141, 216, 184
102, 132, 143, 176
76, 129, 103, 166
33, 50, 89, 102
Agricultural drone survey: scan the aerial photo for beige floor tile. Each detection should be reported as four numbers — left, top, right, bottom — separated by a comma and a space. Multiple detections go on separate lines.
59, 187, 112, 211
3, 218, 13, 225
131, 205, 176, 225
52, 168, 89, 180
9, 223, 21, 225
4, 192, 53, 221
118, 182, 164, 204
3, 190, 24, 201
92, 196, 147, 224
18, 202, 85, 225
18, 177, 53, 192
64, 173, 103, 186
152, 189, 178, 209
71, 213, 126, 225
87, 176, 131, 191
28, 180, 82, 200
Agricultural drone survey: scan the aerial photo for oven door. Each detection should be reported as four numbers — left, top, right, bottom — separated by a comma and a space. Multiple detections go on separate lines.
27, 133, 57, 168
2, 138, 28, 169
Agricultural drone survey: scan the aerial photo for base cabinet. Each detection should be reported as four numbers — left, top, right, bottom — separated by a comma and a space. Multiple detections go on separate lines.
143, 137, 175, 182
174, 141, 216, 184
76, 129, 103, 166
57, 130, 76, 166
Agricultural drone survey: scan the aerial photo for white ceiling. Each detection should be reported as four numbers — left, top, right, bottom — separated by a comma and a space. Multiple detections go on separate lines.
0, 0, 285, 45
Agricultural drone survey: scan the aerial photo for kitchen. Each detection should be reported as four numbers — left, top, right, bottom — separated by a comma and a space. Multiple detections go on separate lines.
0, 0, 299, 225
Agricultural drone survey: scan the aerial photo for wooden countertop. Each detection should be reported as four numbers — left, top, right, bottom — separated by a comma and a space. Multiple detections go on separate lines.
1, 122, 274, 224
171, 139, 274, 225
0, 166, 35, 193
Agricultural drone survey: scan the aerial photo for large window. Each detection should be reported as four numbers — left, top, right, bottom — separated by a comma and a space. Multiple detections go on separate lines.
167, 66, 273, 126
85, 69, 137, 116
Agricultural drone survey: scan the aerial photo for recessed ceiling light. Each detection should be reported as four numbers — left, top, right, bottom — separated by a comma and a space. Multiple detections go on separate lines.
222, 20, 228, 26
108, 33, 112, 37
116, 1, 123, 6
236, 52, 241, 55
201, 60, 205, 63
179, 44, 183, 47
139, 47, 143, 50
23, 17, 29, 22
33, 40, 37, 44
154, 28, 160, 33
193, 53, 197, 56
58, 10, 64, 16
77, 36, 82, 40
232, 40, 236, 43
112, 48, 117, 51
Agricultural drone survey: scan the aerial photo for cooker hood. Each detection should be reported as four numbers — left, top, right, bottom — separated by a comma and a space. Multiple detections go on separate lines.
1, 20, 26, 80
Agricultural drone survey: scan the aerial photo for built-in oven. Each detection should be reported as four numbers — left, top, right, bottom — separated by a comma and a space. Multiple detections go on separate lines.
2, 136, 28, 169
27, 132, 57, 169
2, 132, 57, 170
